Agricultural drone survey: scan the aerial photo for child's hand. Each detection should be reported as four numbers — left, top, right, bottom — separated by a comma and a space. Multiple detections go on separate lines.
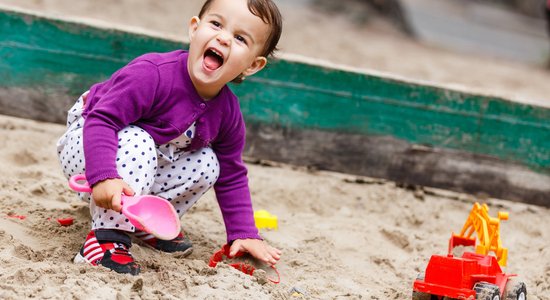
92, 178, 134, 212
229, 239, 281, 266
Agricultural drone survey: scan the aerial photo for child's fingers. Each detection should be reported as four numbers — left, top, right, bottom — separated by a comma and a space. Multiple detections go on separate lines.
267, 246, 281, 260
268, 245, 282, 256
111, 193, 122, 212
93, 193, 112, 210
256, 245, 278, 265
122, 183, 135, 196
264, 253, 278, 265
122, 188, 134, 196
94, 198, 109, 210
229, 241, 245, 257
229, 240, 281, 265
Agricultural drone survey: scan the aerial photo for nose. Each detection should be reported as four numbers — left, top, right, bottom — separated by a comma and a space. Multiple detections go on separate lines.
216, 31, 232, 46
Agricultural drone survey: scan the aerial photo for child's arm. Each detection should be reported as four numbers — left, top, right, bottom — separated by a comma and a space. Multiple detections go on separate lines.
83, 61, 159, 187
213, 112, 260, 241
213, 103, 282, 265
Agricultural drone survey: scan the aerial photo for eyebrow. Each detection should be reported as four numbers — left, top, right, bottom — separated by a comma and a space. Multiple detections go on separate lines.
207, 13, 256, 44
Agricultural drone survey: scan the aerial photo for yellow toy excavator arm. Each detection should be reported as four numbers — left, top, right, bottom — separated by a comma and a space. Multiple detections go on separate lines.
452, 202, 509, 266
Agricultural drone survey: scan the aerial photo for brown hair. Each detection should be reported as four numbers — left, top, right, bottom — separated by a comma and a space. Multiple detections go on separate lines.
198, 0, 283, 58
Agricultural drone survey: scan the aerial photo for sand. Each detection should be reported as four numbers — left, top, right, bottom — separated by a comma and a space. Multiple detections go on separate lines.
0, 0, 549, 299
0, 117, 549, 299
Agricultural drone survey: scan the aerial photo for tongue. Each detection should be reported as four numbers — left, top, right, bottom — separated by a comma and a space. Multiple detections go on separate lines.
204, 54, 221, 70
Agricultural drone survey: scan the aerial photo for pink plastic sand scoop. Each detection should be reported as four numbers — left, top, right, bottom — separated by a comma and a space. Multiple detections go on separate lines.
69, 174, 181, 240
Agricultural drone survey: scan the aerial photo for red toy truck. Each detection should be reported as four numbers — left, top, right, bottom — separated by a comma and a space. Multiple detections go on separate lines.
412, 203, 527, 300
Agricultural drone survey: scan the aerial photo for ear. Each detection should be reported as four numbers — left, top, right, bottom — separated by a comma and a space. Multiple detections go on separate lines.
188, 16, 200, 42
242, 56, 267, 77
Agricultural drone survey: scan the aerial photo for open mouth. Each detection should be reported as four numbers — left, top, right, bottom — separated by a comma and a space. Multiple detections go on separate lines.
203, 48, 224, 71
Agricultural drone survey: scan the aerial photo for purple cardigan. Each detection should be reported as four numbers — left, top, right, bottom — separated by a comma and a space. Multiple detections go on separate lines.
82, 50, 260, 241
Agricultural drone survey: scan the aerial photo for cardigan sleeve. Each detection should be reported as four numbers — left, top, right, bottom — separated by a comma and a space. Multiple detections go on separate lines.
83, 61, 159, 186
212, 104, 261, 242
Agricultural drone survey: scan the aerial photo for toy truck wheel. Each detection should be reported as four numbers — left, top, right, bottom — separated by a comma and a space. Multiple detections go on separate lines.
412, 291, 432, 300
412, 272, 435, 300
504, 278, 527, 300
474, 282, 501, 300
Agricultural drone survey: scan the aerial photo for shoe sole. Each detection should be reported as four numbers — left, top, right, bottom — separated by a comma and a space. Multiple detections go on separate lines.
175, 247, 194, 258
74, 252, 91, 264
139, 241, 194, 257
74, 252, 141, 275
132, 235, 193, 257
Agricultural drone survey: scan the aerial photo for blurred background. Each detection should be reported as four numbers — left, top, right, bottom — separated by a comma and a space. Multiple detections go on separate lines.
1, 0, 549, 107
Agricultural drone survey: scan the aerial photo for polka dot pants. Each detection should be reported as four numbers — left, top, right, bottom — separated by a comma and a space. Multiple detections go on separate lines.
56, 93, 220, 232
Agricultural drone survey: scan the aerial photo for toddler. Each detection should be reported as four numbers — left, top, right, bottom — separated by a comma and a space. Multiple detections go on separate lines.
57, 0, 283, 275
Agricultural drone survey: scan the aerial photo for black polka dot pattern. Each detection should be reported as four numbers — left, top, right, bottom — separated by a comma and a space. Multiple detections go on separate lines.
57, 95, 220, 233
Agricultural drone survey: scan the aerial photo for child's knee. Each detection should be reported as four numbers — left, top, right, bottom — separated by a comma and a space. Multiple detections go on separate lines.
189, 148, 220, 186
116, 126, 158, 192
117, 125, 156, 157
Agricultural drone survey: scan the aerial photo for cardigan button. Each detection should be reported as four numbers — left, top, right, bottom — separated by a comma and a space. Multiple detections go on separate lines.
199, 103, 206, 109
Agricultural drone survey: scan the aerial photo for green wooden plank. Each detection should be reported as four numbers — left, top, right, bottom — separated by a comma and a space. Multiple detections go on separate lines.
0, 8, 183, 93
0, 7, 548, 175
234, 62, 550, 172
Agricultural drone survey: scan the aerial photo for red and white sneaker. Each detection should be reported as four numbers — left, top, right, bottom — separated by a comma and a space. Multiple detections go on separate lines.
74, 229, 140, 275
133, 230, 193, 256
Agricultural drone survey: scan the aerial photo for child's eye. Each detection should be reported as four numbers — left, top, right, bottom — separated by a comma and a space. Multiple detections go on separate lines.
210, 21, 221, 27
235, 35, 247, 44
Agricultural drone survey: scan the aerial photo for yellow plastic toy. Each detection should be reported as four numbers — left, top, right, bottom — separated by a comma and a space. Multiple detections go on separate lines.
254, 210, 278, 230
452, 202, 509, 266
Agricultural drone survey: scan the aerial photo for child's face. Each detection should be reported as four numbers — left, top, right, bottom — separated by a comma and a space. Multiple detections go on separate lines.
187, 0, 270, 99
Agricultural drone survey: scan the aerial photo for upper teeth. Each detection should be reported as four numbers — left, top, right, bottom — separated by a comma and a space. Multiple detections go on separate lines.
210, 49, 222, 58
